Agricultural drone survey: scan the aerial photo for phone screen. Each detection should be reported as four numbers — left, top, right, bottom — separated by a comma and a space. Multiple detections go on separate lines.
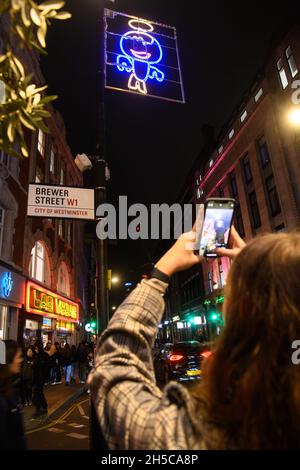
199, 199, 235, 257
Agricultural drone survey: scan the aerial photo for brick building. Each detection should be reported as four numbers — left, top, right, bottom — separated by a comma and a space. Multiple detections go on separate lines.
0, 19, 88, 347
166, 23, 300, 343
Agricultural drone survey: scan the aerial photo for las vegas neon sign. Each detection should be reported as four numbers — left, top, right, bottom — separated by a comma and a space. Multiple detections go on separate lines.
26, 282, 78, 323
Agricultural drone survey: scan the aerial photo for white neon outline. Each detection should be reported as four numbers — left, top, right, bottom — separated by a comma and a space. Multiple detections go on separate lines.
117, 23, 165, 96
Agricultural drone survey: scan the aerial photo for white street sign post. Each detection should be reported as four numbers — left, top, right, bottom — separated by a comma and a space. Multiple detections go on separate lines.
27, 184, 95, 220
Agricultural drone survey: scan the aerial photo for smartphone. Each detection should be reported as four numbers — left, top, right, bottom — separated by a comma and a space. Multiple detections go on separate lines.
197, 198, 236, 258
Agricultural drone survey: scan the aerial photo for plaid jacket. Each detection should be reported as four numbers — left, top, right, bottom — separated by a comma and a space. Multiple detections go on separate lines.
88, 278, 217, 450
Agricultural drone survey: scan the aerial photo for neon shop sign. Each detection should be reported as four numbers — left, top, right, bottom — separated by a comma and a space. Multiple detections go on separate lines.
105, 9, 185, 103
26, 282, 78, 323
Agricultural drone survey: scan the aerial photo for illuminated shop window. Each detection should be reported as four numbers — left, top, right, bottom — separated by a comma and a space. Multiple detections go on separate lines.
57, 262, 70, 297
29, 241, 51, 286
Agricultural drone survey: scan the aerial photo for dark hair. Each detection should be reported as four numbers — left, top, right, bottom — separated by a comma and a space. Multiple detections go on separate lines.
192, 233, 300, 449
0, 340, 19, 397
34, 340, 44, 355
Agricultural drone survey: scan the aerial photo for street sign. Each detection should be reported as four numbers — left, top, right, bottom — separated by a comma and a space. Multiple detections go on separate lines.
104, 9, 185, 103
27, 183, 95, 220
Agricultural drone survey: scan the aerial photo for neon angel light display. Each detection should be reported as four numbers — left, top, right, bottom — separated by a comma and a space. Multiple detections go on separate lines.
104, 10, 185, 103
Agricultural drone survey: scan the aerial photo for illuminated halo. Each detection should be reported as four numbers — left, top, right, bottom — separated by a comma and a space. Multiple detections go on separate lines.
128, 19, 154, 32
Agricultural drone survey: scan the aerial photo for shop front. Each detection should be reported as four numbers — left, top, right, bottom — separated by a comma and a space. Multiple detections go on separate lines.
23, 281, 79, 348
0, 265, 26, 341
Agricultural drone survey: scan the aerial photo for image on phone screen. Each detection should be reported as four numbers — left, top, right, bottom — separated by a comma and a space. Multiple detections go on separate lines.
199, 200, 235, 257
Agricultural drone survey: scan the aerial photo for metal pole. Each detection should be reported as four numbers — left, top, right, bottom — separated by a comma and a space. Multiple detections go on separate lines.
90, 1, 112, 451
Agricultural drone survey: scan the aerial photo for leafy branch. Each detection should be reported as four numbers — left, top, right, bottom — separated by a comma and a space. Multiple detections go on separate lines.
0, 1, 71, 158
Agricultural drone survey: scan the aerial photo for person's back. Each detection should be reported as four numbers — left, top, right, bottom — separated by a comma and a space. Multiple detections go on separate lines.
88, 229, 300, 450
191, 232, 300, 449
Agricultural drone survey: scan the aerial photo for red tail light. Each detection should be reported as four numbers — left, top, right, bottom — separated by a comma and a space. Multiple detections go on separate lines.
169, 354, 184, 362
201, 351, 212, 359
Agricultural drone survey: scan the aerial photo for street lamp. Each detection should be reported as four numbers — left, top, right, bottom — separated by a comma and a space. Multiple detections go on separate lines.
111, 276, 119, 285
289, 107, 300, 126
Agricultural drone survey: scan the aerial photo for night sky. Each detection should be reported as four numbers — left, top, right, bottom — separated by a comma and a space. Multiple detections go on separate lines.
41, 0, 295, 301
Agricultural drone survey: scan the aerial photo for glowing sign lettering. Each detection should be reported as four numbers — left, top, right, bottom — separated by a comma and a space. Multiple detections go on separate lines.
26, 282, 78, 323
2, 272, 13, 298
105, 9, 185, 103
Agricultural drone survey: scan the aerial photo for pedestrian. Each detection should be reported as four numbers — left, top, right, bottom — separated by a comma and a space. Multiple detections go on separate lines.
88, 224, 300, 450
87, 349, 94, 375
32, 340, 48, 418
22, 347, 34, 406
62, 343, 72, 386
50, 342, 62, 385
70, 345, 77, 384
0, 340, 26, 450
77, 341, 88, 384
44, 341, 52, 385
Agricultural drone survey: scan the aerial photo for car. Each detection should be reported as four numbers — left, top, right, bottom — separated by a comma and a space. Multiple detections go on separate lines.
154, 340, 213, 385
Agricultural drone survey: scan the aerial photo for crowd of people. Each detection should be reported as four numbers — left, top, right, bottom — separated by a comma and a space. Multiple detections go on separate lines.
0, 338, 95, 449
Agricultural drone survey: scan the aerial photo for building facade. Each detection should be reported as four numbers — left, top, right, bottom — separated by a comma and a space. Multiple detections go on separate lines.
165, 23, 300, 344
0, 19, 88, 347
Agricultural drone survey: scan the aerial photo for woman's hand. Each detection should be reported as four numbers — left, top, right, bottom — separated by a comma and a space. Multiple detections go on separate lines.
216, 225, 246, 260
155, 231, 203, 278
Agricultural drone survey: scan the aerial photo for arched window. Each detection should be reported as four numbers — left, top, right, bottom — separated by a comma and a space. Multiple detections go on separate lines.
57, 262, 70, 297
29, 241, 51, 286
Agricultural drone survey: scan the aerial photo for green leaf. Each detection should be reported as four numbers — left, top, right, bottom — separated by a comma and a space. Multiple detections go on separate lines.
54, 11, 71, 20
39, 1, 65, 10
30, 8, 42, 26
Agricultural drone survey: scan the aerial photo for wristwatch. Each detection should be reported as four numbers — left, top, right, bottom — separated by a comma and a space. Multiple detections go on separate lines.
150, 267, 170, 284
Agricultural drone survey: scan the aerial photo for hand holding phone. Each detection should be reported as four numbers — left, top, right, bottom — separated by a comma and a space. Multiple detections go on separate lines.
197, 198, 236, 258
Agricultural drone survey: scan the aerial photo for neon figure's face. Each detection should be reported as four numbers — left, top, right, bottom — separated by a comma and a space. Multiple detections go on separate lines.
120, 31, 163, 64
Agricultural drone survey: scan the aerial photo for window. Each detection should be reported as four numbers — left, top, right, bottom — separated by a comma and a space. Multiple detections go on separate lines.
29, 241, 51, 285
240, 110, 248, 123
219, 263, 225, 288
266, 175, 281, 217
209, 159, 214, 168
37, 129, 46, 157
35, 167, 43, 183
60, 166, 65, 185
249, 191, 261, 229
277, 58, 289, 89
0, 206, 5, 256
275, 223, 285, 233
229, 129, 235, 140
0, 151, 11, 170
286, 46, 298, 78
66, 222, 72, 245
258, 136, 271, 168
208, 272, 213, 293
235, 204, 245, 238
229, 171, 238, 198
197, 188, 203, 199
58, 220, 63, 238
218, 145, 224, 155
49, 147, 55, 174
254, 88, 263, 103
242, 154, 252, 184
57, 262, 70, 297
